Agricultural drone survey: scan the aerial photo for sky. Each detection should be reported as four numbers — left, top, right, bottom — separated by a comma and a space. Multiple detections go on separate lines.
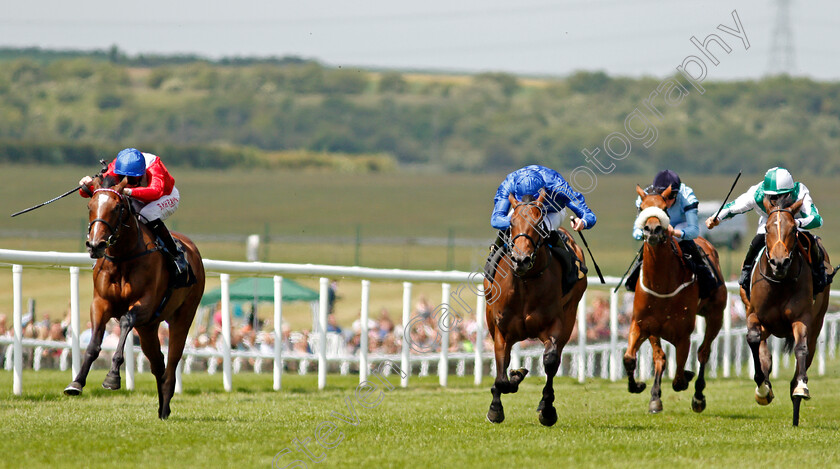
1, 0, 838, 81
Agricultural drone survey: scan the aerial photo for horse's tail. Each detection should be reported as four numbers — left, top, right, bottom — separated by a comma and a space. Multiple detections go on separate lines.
783, 335, 795, 354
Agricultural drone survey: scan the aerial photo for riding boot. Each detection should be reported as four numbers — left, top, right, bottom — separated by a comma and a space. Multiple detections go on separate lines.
484, 230, 509, 283
146, 218, 190, 287
678, 240, 717, 298
625, 251, 643, 292
739, 234, 766, 288
805, 233, 828, 296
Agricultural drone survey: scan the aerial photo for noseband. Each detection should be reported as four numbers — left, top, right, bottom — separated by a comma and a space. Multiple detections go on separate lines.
88, 188, 131, 248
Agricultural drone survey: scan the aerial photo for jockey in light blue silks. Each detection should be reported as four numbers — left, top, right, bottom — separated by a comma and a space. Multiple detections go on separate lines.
626, 169, 719, 298
486, 165, 596, 291
705, 167, 829, 297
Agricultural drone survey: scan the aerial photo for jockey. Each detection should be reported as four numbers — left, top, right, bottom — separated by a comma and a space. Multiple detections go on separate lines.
706, 167, 827, 295
79, 148, 189, 286
487, 165, 595, 284
627, 170, 718, 298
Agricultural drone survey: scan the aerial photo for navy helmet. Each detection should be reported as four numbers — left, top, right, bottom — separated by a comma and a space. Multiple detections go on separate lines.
114, 148, 146, 177
651, 169, 681, 195
513, 170, 545, 200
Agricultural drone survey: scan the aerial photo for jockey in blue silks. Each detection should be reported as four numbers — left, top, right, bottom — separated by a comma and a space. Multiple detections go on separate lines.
486, 165, 595, 287
490, 165, 596, 234
626, 169, 719, 298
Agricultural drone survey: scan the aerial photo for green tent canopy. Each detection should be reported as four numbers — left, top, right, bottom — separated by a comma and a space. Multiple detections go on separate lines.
200, 277, 319, 306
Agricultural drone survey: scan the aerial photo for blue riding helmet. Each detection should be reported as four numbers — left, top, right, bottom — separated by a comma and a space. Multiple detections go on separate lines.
114, 148, 146, 177
513, 170, 545, 200
652, 169, 681, 194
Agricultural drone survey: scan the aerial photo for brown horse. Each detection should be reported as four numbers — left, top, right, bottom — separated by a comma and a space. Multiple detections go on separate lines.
64, 176, 205, 419
624, 185, 726, 413
484, 192, 587, 426
745, 195, 830, 426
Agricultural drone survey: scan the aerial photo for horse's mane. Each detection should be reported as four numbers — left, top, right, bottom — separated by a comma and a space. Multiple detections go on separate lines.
100, 175, 119, 188
767, 193, 794, 210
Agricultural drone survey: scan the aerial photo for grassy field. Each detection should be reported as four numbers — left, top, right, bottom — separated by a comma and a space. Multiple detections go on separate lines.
3, 165, 840, 329
1, 362, 840, 468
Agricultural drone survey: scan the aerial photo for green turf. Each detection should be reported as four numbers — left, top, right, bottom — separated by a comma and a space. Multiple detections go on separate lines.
2, 362, 840, 468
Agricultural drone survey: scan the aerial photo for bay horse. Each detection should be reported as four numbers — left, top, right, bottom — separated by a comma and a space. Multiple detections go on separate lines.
484, 191, 587, 426
624, 185, 726, 413
64, 175, 205, 419
745, 195, 831, 426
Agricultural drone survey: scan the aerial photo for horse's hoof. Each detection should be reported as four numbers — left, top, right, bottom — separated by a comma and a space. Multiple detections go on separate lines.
649, 399, 663, 414
629, 382, 646, 394
672, 378, 689, 392
691, 395, 707, 413
792, 386, 810, 400
64, 382, 83, 396
102, 374, 121, 390
684, 370, 696, 382
486, 407, 505, 424
510, 368, 529, 383
538, 406, 558, 427
755, 387, 775, 406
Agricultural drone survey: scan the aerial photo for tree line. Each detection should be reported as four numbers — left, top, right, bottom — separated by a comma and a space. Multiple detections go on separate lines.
1, 47, 838, 174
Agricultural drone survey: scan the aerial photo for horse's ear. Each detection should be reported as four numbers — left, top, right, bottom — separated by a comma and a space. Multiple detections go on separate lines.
789, 198, 804, 215
762, 195, 773, 212
115, 178, 128, 193
636, 184, 646, 198
661, 185, 673, 200
536, 189, 546, 205
508, 194, 517, 207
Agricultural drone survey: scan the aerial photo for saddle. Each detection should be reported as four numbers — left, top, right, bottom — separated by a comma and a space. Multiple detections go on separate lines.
152, 235, 197, 289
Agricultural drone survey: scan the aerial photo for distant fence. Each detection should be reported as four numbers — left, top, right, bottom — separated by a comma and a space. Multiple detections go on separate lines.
1, 247, 839, 397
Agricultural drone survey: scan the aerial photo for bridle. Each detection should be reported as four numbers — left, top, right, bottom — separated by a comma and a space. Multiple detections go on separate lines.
759, 207, 802, 283
509, 200, 549, 277
88, 188, 133, 248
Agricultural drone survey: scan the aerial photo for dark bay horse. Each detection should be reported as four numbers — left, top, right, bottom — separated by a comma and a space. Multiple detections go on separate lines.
625, 185, 726, 413
64, 176, 205, 419
484, 192, 587, 426
745, 196, 831, 426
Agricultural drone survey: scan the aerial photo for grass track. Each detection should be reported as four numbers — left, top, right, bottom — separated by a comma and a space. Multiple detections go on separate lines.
2, 363, 840, 468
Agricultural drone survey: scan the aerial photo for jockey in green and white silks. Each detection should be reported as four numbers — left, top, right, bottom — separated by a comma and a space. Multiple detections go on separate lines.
626, 170, 719, 298
706, 167, 827, 294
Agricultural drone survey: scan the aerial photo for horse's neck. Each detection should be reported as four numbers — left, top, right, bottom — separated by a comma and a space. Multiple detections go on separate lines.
106, 216, 142, 257
642, 239, 689, 282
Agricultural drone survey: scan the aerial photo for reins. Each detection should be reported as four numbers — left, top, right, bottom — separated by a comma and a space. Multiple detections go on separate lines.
89, 188, 160, 263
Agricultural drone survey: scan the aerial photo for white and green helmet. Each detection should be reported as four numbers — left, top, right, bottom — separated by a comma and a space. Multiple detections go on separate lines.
763, 167, 795, 195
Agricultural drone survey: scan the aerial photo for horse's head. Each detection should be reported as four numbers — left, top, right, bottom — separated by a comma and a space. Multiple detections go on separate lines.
508, 191, 547, 275
634, 184, 672, 246
86, 176, 130, 258
762, 194, 804, 279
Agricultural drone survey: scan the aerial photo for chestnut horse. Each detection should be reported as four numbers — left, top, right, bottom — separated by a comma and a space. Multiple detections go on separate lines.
745, 195, 831, 426
624, 185, 726, 413
484, 192, 587, 426
64, 176, 205, 419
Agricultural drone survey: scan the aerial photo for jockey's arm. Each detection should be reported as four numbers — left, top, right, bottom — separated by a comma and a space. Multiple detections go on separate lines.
544, 178, 596, 229
490, 178, 514, 230
707, 183, 761, 228
795, 184, 823, 230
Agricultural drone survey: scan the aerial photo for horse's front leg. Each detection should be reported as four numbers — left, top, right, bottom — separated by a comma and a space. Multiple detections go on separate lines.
537, 334, 561, 426
65, 301, 111, 395
102, 308, 138, 390
747, 314, 774, 405
623, 319, 646, 393
648, 337, 666, 413
790, 321, 810, 426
